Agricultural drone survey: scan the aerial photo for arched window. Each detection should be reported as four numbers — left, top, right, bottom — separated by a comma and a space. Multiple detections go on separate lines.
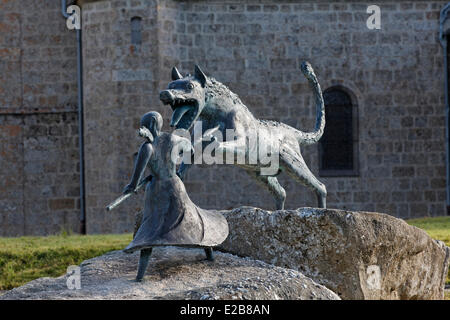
130, 16, 142, 46
319, 86, 359, 176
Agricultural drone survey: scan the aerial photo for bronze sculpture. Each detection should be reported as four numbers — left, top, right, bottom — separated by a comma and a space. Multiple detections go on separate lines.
120, 111, 228, 282
161, 62, 327, 210
107, 61, 327, 282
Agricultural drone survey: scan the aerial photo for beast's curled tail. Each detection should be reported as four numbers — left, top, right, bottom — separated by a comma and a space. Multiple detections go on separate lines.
296, 61, 325, 145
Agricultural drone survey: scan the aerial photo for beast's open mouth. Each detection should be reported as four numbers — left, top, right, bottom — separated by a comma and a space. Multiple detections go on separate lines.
169, 98, 199, 130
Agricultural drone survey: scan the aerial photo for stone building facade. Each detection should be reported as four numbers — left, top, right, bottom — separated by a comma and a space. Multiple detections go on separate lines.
0, 0, 448, 235
0, 0, 80, 236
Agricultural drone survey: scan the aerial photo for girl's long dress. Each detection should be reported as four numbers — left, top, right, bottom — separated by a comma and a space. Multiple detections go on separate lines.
124, 133, 228, 253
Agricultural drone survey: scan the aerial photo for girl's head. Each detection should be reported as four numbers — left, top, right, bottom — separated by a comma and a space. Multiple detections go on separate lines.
139, 111, 163, 141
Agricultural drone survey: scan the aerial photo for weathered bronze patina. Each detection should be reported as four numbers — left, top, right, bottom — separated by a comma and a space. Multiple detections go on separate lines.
120, 111, 228, 281
161, 63, 327, 209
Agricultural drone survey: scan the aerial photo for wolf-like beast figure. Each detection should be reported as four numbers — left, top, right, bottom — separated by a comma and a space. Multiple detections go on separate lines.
159, 62, 326, 210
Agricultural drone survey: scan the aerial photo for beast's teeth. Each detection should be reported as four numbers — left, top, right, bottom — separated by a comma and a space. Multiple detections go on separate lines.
170, 105, 191, 127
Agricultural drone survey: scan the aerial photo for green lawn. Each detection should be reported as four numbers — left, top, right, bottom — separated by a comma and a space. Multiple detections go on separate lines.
0, 233, 132, 290
407, 216, 450, 247
0, 216, 448, 295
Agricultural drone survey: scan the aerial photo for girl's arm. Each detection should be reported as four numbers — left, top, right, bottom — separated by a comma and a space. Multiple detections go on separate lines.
123, 142, 153, 194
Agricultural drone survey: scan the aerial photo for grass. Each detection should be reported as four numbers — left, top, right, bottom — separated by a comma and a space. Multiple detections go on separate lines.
0, 216, 449, 297
0, 233, 132, 290
407, 216, 450, 247
406, 216, 450, 291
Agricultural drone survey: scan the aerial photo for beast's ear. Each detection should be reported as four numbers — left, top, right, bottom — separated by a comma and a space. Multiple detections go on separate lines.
194, 65, 207, 87
171, 67, 183, 81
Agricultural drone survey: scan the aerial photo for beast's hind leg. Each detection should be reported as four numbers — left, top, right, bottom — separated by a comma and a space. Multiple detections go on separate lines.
280, 147, 327, 208
246, 170, 286, 210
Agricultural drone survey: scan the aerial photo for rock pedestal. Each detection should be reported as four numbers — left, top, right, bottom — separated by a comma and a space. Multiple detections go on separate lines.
219, 207, 450, 300
0, 246, 339, 300
4, 207, 448, 300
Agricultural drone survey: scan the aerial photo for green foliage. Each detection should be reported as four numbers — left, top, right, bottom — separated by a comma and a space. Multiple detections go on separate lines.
0, 234, 132, 290
407, 216, 450, 247
58, 226, 74, 238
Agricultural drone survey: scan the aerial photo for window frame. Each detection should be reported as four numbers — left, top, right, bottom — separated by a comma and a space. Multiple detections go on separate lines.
130, 16, 142, 46
318, 85, 359, 177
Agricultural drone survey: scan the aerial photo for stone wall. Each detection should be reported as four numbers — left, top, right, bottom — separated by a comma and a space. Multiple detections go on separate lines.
0, 113, 80, 236
0, 0, 78, 113
0, 0, 448, 235
81, 0, 161, 233
0, 0, 80, 235
82, 0, 448, 235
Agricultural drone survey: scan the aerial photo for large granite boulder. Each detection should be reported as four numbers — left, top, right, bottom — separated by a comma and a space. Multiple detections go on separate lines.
219, 207, 450, 300
0, 246, 339, 300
